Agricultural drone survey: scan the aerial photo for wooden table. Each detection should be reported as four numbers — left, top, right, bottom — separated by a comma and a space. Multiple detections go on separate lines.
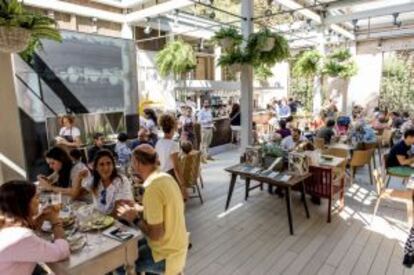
47, 223, 141, 275
327, 143, 356, 152
224, 165, 312, 235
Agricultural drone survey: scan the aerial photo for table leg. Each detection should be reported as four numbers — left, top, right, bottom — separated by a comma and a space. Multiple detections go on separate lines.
301, 181, 310, 219
285, 187, 294, 235
245, 178, 251, 201
225, 174, 237, 211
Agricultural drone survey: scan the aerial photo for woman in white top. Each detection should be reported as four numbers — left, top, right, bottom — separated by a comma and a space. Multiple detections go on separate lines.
56, 115, 81, 148
155, 113, 187, 199
76, 149, 134, 215
0, 181, 70, 275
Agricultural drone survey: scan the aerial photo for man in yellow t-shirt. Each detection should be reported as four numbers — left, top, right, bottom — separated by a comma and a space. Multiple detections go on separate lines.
117, 144, 188, 275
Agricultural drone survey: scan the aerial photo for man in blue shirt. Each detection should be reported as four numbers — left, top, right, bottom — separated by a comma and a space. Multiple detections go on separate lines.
387, 129, 414, 177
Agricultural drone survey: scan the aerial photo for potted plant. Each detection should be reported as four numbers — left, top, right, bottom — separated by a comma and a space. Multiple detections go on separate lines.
0, 0, 61, 59
292, 49, 323, 78
212, 26, 243, 50
155, 39, 196, 79
247, 31, 290, 67
322, 48, 358, 79
217, 49, 252, 72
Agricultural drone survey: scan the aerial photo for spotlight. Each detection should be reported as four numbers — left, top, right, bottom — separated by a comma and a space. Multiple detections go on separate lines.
393, 13, 402, 27
352, 19, 358, 31
377, 39, 382, 50
265, 9, 272, 17
209, 11, 216, 19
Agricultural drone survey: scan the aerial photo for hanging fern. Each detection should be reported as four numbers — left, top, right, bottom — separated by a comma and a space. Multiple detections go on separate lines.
322, 48, 358, 79
211, 26, 243, 47
0, 0, 62, 60
292, 49, 322, 78
254, 64, 273, 81
155, 39, 196, 78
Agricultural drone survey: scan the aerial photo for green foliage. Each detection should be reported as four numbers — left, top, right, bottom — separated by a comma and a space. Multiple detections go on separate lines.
383, 55, 409, 81
254, 64, 273, 81
292, 49, 322, 78
380, 54, 414, 112
211, 26, 243, 46
217, 48, 251, 67
0, 0, 62, 60
322, 48, 358, 79
155, 39, 196, 78
247, 29, 290, 66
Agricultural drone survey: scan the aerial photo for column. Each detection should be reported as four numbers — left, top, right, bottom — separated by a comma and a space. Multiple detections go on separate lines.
313, 28, 325, 115
0, 53, 27, 181
214, 46, 222, 81
240, 0, 254, 150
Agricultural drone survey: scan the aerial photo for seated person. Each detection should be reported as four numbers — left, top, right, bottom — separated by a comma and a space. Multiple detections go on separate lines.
316, 119, 337, 144
76, 149, 134, 215
180, 140, 194, 155
372, 113, 390, 132
39, 147, 90, 200
386, 129, 414, 177
390, 111, 404, 129
276, 120, 291, 139
348, 121, 377, 145
281, 128, 307, 151
310, 111, 326, 131
117, 145, 188, 275
0, 181, 70, 275
115, 132, 132, 167
130, 128, 153, 150
87, 133, 113, 165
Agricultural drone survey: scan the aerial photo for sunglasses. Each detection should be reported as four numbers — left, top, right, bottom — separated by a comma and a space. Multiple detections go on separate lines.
100, 189, 107, 205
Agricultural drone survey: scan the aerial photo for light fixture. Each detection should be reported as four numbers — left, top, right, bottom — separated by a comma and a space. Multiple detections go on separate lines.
306, 19, 312, 32
377, 39, 383, 50
209, 11, 216, 19
352, 19, 358, 32
393, 13, 402, 27
265, 9, 272, 16
199, 38, 204, 50
144, 17, 151, 34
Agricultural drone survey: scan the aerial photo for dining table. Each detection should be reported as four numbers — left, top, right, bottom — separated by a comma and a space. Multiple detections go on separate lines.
39, 194, 142, 275
224, 164, 312, 235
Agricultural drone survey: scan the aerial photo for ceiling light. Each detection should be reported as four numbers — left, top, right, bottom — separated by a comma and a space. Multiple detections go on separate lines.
209, 11, 216, 19
377, 40, 382, 50
393, 13, 402, 27
265, 9, 272, 16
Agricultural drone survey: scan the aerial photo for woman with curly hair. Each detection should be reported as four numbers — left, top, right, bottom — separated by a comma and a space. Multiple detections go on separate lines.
155, 113, 187, 199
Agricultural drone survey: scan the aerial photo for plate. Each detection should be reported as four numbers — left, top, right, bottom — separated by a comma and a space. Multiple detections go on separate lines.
321, 155, 334, 161
41, 215, 76, 232
79, 215, 115, 232
67, 234, 86, 252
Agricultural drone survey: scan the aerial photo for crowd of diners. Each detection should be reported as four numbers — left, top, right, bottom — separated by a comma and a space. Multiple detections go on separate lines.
3, 97, 414, 275
259, 99, 414, 179
0, 104, 218, 275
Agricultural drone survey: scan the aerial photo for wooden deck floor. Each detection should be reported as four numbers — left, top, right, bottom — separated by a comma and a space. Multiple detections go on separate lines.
184, 150, 413, 275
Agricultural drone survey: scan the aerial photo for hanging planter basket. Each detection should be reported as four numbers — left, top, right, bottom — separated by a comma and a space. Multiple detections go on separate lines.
219, 37, 234, 49
0, 26, 31, 53
261, 37, 275, 52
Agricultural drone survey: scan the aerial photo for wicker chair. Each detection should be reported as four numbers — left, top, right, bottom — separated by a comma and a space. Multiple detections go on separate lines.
372, 168, 414, 225
305, 166, 345, 223
179, 150, 204, 204
314, 137, 325, 150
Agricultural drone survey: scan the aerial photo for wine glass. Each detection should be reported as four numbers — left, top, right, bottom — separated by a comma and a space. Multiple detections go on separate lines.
76, 205, 94, 251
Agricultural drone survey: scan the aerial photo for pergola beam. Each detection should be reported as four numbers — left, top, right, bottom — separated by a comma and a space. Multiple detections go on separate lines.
91, 0, 150, 9
126, 0, 192, 23
325, 3, 414, 25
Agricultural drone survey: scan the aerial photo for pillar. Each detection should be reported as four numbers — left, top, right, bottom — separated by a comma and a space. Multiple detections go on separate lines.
313, 28, 325, 115
240, 0, 254, 150
0, 53, 27, 182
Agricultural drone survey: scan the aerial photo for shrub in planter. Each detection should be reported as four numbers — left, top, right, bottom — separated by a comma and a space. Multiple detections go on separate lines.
217, 49, 252, 72
0, 0, 61, 60
254, 63, 273, 81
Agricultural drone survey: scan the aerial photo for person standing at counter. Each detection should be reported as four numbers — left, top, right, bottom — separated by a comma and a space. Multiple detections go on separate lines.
198, 100, 214, 161
56, 115, 81, 150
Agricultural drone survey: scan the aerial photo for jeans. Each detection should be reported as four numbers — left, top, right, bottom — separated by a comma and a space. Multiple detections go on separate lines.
116, 238, 165, 275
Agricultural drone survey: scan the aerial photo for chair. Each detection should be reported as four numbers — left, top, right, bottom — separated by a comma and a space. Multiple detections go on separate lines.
383, 153, 411, 187
372, 168, 414, 225
179, 151, 204, 204
305, 166, 345, 223
349, 149, 375, 185
322, 147, 348, 182
362, 142, 378, 168
314, 137, 325, 150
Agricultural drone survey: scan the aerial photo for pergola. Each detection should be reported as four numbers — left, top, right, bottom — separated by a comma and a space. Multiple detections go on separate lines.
2, 0, 414, 180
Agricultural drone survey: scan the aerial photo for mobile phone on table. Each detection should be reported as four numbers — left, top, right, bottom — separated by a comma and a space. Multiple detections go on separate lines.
103, 227, 134, 242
